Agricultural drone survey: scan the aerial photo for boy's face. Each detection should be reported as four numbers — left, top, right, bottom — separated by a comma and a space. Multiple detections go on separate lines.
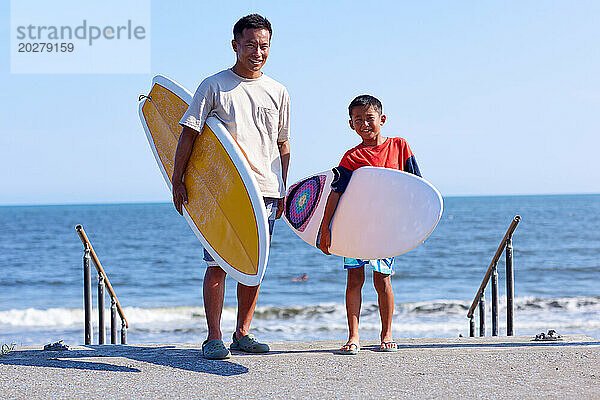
349, 105, 386, 144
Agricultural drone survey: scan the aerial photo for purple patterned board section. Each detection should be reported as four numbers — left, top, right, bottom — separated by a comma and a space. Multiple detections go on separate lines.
285, 175, 326, 232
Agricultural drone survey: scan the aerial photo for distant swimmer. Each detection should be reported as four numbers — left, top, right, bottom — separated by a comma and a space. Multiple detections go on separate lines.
292, 273, 308, 282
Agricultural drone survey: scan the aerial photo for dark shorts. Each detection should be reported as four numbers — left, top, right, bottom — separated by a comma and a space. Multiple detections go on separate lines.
203, 197, 278, 266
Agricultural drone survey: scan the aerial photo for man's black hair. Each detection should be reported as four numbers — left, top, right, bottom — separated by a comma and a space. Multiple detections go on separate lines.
233, 14, 272, 41
348, 95, 383, 117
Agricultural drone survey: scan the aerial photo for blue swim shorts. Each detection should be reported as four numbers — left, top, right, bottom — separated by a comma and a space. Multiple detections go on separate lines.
203, 197, 278, 267
343, 257, 394, 275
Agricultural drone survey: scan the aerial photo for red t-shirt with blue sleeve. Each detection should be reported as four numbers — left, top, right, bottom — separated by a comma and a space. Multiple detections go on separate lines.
331, 137, 421, 193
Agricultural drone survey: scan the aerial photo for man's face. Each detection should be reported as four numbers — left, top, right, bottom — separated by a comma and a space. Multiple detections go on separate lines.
349, 105, 386, 143
232, 28, 270, 78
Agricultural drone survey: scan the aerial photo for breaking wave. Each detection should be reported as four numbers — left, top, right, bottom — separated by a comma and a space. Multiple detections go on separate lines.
2, 296, 599, 329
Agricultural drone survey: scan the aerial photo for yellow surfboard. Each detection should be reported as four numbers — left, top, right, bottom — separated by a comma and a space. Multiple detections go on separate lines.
138, 75, 269, 286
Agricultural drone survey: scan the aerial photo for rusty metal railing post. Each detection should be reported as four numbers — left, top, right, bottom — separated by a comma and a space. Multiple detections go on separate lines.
77, 225, 129, 346
111, 299, 118, 344
98, 274, 105, 344
506, 237, 515, 336
479, 292, 486, 336
121, 320, 128, 344
83, 245, 93, 345
466, 216, 520, 338
491, 262, 499, 336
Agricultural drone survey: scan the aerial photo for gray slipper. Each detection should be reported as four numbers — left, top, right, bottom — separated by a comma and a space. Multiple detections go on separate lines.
202, 339, 231, 360
230, 333, 270, 353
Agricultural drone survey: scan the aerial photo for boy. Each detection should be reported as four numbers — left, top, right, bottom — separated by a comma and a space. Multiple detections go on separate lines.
318, 95, 420, 354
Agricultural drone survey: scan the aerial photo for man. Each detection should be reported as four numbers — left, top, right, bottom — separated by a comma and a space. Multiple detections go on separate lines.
172, 14, 290, 360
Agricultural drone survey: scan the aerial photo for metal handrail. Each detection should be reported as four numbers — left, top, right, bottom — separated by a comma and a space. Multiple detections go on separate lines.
76, 225, 129, 344
467, 215, 520, 336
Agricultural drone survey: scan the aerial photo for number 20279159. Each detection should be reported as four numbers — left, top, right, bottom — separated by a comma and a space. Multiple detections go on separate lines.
18, 42, 74, 52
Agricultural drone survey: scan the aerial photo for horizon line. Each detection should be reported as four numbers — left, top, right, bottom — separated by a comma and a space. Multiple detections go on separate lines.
1, 192, 599, 207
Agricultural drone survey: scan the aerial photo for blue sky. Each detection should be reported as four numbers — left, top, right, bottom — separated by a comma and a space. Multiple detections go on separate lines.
2, 1, 599, 205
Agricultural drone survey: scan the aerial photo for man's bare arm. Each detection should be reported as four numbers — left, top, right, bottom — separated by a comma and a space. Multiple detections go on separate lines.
172, 126, 199, 215
275, 140, 290, 219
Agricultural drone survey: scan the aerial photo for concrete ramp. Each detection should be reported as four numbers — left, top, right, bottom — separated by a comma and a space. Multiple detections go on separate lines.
1, 335, 599, 399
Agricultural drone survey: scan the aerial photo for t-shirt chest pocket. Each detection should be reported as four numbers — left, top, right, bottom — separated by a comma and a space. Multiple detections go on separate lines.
256, 106, 279, 138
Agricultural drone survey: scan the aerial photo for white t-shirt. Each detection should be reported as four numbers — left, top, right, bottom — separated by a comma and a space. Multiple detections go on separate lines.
179, 69, 290, 198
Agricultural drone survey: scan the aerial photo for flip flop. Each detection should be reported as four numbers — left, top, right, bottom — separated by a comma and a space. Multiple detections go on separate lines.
338, 343, 359, 355
379, 341, 398, 352
202, 339, 231, 360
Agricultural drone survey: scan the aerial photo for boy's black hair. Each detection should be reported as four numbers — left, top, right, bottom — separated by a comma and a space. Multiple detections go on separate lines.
233, 14, 272, 41
348, 95, 383, 117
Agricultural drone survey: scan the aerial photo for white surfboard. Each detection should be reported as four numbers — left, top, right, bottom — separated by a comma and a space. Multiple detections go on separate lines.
284, 167, 443, 259
139, 75, 270, 286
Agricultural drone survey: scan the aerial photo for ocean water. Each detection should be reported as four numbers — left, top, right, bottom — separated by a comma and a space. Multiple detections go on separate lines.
1, 195, 599, 346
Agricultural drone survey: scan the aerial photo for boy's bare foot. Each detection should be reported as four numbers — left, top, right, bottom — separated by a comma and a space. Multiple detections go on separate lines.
379, 341, 398, 352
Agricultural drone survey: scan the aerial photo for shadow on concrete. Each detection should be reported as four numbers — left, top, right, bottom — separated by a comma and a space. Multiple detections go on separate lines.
361, 340, 600, 352
0, 350, 140, 372
232, 348, 337, 357
0, 345, 248, 376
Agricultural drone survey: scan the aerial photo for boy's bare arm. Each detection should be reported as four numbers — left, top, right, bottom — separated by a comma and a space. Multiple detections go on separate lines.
172, 126, 199, 215
318, 190, 342, 255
